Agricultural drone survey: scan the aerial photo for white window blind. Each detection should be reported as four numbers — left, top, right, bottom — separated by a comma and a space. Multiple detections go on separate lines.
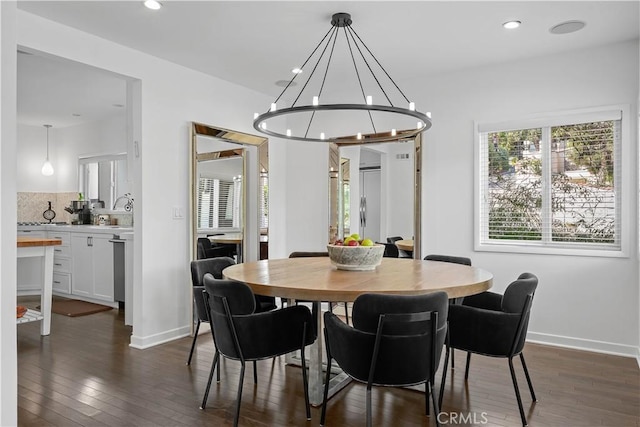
198, 177, 237, 229
478, 109, 622, 252
259, 173, 269, 229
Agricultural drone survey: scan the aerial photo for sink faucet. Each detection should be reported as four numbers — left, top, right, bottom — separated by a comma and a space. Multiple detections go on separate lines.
113, 193, 133, 211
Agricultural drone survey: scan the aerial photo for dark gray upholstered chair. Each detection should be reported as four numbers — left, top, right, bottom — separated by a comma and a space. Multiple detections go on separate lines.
187, 257, 236, 365
387, 235, 412, 258
424, 254, 472, 266
197, 237, 235, 259
321, 292, 449, 427
380, 242, 399, 258
288, 251, 350, 324
202, 277, 316, 427
187, 257, 276, 366
447, 273, 538, 426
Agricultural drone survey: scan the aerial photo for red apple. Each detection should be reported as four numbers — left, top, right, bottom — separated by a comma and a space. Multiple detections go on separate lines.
347, 239, 359, 246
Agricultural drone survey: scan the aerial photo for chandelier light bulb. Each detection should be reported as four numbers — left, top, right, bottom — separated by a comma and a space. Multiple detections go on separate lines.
320, 132, 325, 140
312, 96, 319, 106
270, 103, 277, 112
254, 112, 259, 119
409, 102, 415, 111
366, 95, 373, 105
426, 112, 432, 119
143, 0, 162, 10
391, 129, 397, 136
417, 121, 423, 129
357, 132, 362, 140
261, 122, 267, 130
286, 129, 292, 137
292, 67, 303, 74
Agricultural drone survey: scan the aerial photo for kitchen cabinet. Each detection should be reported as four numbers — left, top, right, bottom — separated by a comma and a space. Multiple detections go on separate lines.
48, 230, 72, 294
71, 233, 114, 302
17, 229, 46, 294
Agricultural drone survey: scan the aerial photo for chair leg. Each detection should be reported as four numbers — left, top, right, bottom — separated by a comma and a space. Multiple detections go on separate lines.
200, 350, 219, 409
216, 355, 221, 383
233, 362, 246, 427
344, 302, 350, 325
300, 338, 311, 420
320, 355, 333, 426
519, 353, 537, 401
253, 360, 258, 384
439, 343, 450, 408
425, 380, 430, 415
366, 384, 373, 427
464, 352, 471, 380
186, 319, 201, 365
508, 357, 528, 427
429, 381, 442, 427
451, 348, 455, 369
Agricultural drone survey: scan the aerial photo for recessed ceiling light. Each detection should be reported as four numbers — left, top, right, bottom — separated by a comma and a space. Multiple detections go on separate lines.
113, 103, 125, 108
291, 68, 303, 74
550, 20, 586, 35
72, 113, 81, 117
143, 0, 162, 10
503, 20, 521, 29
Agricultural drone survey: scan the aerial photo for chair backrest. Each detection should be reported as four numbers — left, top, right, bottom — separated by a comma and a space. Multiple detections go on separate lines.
424, 254, 472, 266
203, 276, 257, 359
380, 242, 399, 258
386, 236, 403, 244
197, 237, 213, 250
501, 272, 538, 355
501, 272, 538, 313
326, 292, 448, 386
288, 251, 329, 258
190, 257, 236, 321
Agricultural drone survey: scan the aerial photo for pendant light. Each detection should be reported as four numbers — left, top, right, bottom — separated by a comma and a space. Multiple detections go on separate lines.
41, 124, 54, 176
253, 12, 431, 144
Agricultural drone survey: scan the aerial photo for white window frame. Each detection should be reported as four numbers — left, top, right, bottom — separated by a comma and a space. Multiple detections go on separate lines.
474, 105, 630, 258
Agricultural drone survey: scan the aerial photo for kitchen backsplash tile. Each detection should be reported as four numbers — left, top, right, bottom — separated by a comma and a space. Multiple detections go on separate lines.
17, 192, 133, 226
18, 192, 77, 223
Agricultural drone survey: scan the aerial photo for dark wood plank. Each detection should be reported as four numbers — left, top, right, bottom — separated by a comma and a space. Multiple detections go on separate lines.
16, 296, 640, 426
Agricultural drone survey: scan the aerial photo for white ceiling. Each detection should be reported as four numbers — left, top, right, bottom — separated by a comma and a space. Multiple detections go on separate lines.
16, 1, 639, 128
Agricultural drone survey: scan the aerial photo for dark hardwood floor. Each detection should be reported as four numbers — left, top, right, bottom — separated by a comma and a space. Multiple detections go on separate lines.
16, 297, 640, 426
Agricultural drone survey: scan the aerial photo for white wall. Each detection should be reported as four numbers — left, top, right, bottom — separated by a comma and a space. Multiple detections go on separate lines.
17, 115, 127, 193
1, 3, 18, 425
414, 40, 639, 356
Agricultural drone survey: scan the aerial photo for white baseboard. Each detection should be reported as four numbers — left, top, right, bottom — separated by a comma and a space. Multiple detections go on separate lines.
129, 325, 190, 349
527, 331, 638, 359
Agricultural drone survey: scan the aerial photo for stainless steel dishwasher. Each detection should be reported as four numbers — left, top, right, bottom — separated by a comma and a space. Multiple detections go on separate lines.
109, 234, 126, 309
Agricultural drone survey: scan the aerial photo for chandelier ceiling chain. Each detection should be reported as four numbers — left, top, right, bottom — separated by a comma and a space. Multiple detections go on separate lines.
253, 12, 432, 144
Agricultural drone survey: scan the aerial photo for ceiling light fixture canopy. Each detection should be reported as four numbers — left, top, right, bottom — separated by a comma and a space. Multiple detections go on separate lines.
41, 124, 54, 176
253, 12, 431, 144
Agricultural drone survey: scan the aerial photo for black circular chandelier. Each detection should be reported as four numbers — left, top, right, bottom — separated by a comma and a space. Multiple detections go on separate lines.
253, 12, 432, 144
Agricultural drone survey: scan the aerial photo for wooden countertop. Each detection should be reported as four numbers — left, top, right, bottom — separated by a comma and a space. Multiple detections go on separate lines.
17, 237, 62, 248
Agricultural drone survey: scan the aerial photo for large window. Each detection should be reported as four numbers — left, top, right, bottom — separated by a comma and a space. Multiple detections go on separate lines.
476, 108, 625, 254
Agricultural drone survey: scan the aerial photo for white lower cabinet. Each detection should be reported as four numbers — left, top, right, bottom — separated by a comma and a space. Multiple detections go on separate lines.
48, 230, 72, 294
71, 233, 114, 302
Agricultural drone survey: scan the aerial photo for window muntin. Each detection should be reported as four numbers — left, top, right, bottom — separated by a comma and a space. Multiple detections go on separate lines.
478, 111, 621, 252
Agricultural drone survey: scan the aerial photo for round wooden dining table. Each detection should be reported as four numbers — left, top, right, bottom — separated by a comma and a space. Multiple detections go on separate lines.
223, 257, 493, 406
